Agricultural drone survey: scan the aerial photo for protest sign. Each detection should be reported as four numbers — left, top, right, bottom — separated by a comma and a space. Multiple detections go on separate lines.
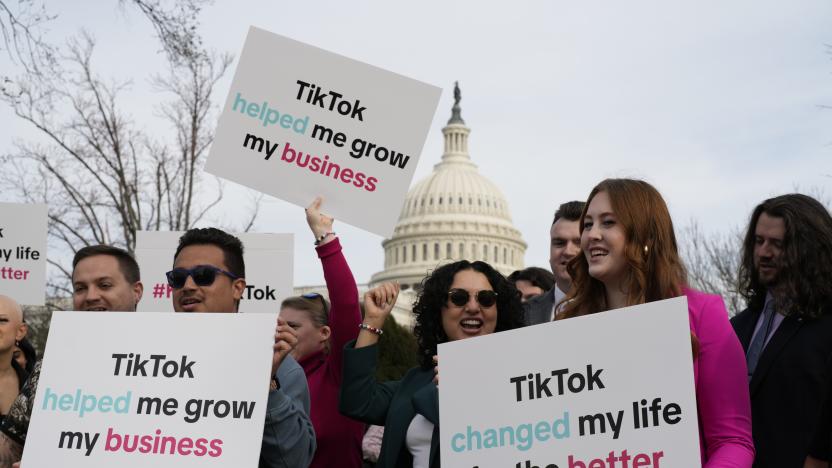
22, 311, 276, 467
0, 202, 47, 305
135, 231, 293, 313
439, 297, 700, 468
205, 27, 442, 237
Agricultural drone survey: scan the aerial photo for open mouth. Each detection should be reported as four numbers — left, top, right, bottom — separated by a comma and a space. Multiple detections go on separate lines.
460, 318, 484, 334
180, 297, 202, 311
83, 306, 108, 311
589, 248, 608, 258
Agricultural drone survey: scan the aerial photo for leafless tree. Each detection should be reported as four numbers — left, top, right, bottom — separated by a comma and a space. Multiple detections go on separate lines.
680, 220, 746, 316
1, 2, 260, 300
0, 0, 56, 76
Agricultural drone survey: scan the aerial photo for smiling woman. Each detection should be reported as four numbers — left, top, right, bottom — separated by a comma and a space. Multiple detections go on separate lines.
339, 260, 524, 468
559, 178, 755, 467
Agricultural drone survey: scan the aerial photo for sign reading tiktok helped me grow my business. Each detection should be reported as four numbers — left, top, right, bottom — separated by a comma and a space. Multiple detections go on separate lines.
205, 26, 442, 237
23, 312, 277, 467
439, 297, 701, 468
0, 202, 47, 305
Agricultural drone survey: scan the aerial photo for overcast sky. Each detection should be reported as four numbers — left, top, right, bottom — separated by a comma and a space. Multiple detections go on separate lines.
2, 1, 831, 286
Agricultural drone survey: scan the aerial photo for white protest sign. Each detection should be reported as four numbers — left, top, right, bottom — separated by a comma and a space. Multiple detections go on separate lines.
205, 27, 442, 237
439, 297, 700, 468
23, 311, 276, 467
0, 202, 47, 305
135, 231, 293, 313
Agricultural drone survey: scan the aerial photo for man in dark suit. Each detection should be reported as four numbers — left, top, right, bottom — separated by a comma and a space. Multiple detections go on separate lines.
730, 194, 832, 467
525, 200, 584, 325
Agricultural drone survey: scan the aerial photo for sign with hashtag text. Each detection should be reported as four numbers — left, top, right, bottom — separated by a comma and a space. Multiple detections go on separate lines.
135, 231, 293, 313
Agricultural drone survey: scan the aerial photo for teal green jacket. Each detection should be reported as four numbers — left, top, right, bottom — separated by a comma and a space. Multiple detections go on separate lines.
339, 340, 440, 468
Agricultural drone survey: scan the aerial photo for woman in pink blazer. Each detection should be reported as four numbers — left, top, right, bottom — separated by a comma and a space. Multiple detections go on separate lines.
558, 178, 754, 467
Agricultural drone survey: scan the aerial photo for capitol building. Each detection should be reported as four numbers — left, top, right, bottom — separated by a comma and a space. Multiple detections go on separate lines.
367, 85, 527, 326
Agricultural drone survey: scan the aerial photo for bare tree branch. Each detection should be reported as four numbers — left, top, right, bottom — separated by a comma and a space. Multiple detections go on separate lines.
1, 5, 258, 296
679, 220, 746, 316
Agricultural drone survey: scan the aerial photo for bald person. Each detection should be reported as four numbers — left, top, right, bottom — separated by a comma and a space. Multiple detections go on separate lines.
0, 295, 27, 468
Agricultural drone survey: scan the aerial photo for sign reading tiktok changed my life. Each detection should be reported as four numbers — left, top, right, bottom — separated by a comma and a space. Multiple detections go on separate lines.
23, 312, 277, 467
438, 297, 701, 468
205, 26, 442, 237
0, 202, 47, 305
134, 231, 293, 313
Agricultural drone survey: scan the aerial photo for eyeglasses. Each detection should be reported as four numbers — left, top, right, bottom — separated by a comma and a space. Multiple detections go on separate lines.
302, 292, 329, 321
447, 289, 498, 308
166, 265, 239, 289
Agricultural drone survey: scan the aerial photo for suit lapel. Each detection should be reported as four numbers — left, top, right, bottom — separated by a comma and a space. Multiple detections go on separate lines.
734, 308, 760, 352
750, 316, 803, 396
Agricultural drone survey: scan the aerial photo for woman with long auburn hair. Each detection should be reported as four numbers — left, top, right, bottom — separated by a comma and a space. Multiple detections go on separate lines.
559, 178, 754, 467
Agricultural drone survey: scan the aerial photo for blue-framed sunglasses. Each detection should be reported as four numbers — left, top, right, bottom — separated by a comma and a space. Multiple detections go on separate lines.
302, 292, 330, 321
166, 265, 239, 289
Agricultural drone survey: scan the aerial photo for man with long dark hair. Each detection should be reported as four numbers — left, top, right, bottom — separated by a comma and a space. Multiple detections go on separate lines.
731, 194, 832, 467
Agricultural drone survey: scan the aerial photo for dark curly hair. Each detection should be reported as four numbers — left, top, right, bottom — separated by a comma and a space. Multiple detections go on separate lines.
412, 260, 524, 369
739, 194, 832, 319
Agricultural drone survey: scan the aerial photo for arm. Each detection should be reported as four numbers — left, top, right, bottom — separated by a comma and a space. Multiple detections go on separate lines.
0, 433, 22, 468
306, 196, 361, 369
339, 339, 401, 425
317, 238, 361, 368
807, 356, 832, 464
261, 355, 316, 468
695, 294, 755, 467
362, 425, 384, 463
339, 284, 402, 425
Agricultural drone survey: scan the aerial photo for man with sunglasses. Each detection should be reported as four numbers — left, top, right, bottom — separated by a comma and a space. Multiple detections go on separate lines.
169, 228, 316, 468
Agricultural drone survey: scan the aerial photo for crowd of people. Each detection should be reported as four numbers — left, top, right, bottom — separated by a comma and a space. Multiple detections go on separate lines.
0, 180, 830, 468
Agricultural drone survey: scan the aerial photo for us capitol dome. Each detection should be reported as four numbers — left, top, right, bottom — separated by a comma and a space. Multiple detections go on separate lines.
369, 83, 527, 302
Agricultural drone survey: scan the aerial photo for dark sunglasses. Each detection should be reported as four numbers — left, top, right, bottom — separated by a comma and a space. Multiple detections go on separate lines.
447, 289, 498, 308
166, 265, 239, 289
302, 292, 330, 320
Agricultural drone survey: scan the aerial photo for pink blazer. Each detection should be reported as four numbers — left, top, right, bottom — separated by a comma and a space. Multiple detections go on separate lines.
685, 288, 755, 467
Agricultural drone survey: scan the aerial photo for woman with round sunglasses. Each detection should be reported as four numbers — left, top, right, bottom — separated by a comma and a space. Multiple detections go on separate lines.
559, 178, 754, 466
340, 260, 524, 468
277, 197, 365, 468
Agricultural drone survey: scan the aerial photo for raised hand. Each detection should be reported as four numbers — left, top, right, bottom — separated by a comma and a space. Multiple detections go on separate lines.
363, 282, 399, 329
305, 196, 335, 244
356, 282, 399, 348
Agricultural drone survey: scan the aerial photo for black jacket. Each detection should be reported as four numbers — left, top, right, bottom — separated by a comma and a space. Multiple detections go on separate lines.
731, 306, 832, 467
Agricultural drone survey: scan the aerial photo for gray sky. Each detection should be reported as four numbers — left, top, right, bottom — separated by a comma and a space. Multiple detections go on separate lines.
2, 0, 831, 286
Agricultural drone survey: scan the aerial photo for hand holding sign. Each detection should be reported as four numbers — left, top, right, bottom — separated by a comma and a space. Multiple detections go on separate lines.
305, 196, 335, 245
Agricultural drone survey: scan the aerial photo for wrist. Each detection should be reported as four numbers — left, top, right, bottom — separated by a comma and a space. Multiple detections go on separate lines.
314, 231, 336, 246
359, 323, 384, 336
363, 318, 386, 330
